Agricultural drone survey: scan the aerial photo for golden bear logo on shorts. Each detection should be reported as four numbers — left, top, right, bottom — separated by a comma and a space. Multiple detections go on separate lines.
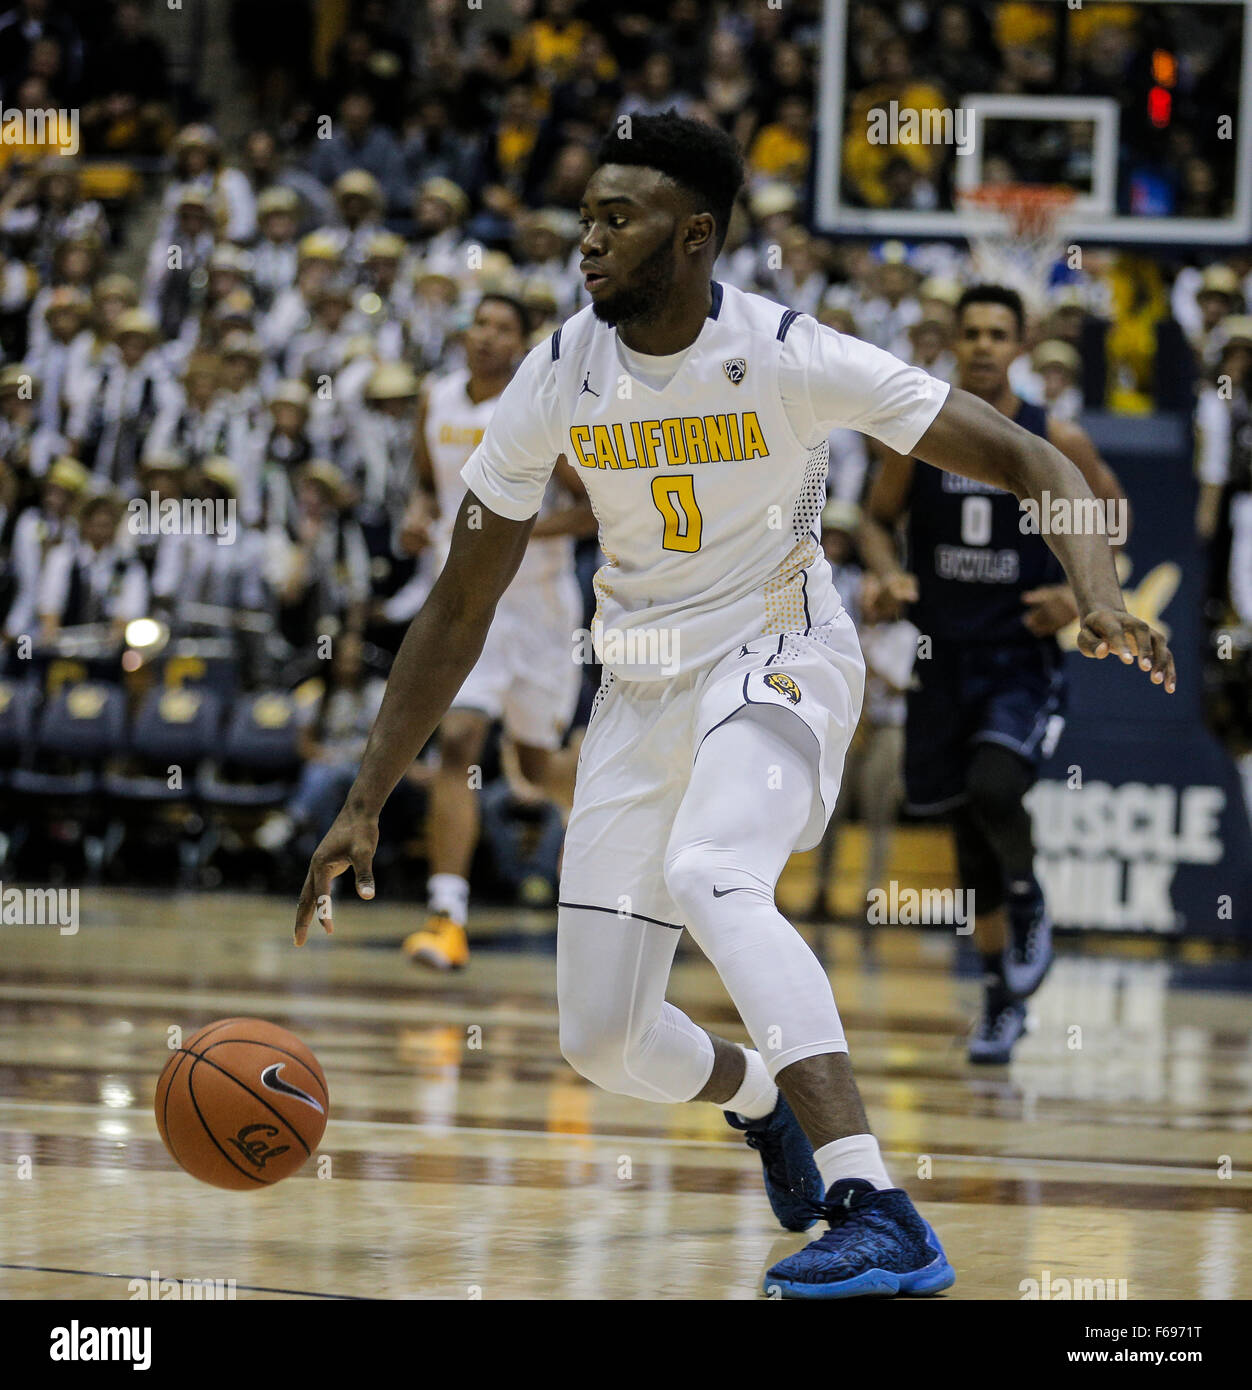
764, 672, 801, 704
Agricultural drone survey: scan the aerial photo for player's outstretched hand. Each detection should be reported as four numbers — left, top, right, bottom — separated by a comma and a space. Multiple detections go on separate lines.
1076, 609, 1176, 692
293, 807, 379, 946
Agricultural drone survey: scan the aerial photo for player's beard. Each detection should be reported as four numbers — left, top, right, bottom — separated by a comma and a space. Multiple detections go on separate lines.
590, 237, 676, 328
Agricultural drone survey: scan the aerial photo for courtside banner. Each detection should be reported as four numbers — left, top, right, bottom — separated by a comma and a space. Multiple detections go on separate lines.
1033, 415, 1252, 938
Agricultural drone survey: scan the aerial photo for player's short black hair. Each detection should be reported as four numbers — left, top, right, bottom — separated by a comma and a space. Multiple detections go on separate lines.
595, 110, 745, 256
956, 283, 1025, 337
475, 293, 530, 338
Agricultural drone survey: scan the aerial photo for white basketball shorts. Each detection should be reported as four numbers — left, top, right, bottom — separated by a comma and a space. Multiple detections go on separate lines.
558, 612, 866, 928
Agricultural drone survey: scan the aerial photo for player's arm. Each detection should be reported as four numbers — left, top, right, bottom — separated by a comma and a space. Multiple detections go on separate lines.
912, 389, 1173, 689
1021, 419, 1127, 637
294, 493, 534, 943
858, 444, 917, 614
528, 455, 598, 538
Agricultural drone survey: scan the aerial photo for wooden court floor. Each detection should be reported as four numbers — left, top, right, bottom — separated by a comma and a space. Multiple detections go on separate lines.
1, 889, 1250, 1301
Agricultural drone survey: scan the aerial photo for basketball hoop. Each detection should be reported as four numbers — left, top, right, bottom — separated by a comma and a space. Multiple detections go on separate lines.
955, 184, 1077, 313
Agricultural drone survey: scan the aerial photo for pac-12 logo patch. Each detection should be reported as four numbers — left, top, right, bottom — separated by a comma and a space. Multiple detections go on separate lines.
723, 357, 747, 385
764, 672, 801, 704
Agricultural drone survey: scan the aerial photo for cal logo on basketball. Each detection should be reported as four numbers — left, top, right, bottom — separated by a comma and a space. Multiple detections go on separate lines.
765, 672, 801, 704
568, 412, 768, 470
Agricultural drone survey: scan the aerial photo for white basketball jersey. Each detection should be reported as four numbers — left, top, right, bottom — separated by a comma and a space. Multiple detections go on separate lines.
542, 284, 840, 677
425, 367, 573, 594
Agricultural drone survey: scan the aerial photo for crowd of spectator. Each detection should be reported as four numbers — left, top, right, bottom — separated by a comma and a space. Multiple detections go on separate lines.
0, 0, 1249, 892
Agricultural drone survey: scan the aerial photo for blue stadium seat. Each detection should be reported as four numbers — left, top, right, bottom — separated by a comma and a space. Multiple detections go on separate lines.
11, 682, 128, 797
103, 686, 225, 803
197, 691, 302, 809
0, 678, 41, 786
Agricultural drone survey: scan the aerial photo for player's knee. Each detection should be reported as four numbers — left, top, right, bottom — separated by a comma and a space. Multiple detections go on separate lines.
557, 1016, 636, 1095
965, 745, 1031, 824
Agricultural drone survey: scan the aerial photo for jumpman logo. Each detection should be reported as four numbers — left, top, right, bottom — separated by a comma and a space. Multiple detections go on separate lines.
578, 371, 599, 398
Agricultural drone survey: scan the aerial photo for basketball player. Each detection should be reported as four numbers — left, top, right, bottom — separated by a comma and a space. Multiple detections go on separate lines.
861, 284, 1126, 1065
295, 115, 1173, 1299
402, 294, 593, 969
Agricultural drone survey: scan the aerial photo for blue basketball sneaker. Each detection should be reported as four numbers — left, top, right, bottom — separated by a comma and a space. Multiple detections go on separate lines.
764, 1178, 956, 1299
1003, 880, 1054, 1000
725, 1093, 824, 1232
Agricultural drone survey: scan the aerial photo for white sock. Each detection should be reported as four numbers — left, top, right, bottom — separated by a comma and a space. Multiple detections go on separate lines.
722, 1046, 778, 1120
815, 1133, 893, 1191
428, 873, 469, 926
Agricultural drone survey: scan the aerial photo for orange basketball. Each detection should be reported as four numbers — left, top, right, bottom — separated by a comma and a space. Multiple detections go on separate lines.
154, 1018, 329, 1190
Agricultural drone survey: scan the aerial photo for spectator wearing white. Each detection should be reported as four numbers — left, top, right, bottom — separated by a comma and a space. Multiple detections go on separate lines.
64, 274, 135, 387
512, 209, 582, 319
315, 170, 386, 271
284, 278, 364, 383
407, 261, 461, 370
145, 351, 229, 468
341, 362, 419, 532
37, 492, 148, 642
1195, 316, 1252, 548
128, 451, 192, 587
243, 379, 320, 531
65, 309, 178, 489
216, 332, 270, 477
0, 363, 63, 483
0, 159, 108, 275
151, 457, 268, 629
710, 195, 759, 292
3, 456, 89, 642
854, 241, 922, 351
251, 187, 302, 312
144, 185, 217, 338
157, 124, 257, 245
357, 232, 413, 362
265, 460, 370, 648
1187, 265, 1244, 373
260, 233, 341, 358
1026, 339, 1083, 422
28, 287, 90, 436
26, 233, 101, 362
411, 178, 476, 284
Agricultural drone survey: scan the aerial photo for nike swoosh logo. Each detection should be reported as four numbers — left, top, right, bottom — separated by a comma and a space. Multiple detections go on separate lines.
260, 1062, 325, 1114
712, 885, 752, 898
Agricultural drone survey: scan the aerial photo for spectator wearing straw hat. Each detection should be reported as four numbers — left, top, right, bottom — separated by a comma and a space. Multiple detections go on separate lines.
0, 362, 62, 489
1026, 340, 1083, 423
65, 308, 178, 488
265, 459, 369, 651
144, 351, 229, 470
411, 178, 476, 282
27, 285, 90, 435
259, 231, 342, 358
244, 379, 320, 532
251, 187, 302, 311
1188, 264, 1245, 373
143, 184, 217, 340
151, 456, 268, 633
316, 169, 386, 271
37, 490, 147, 643
358, 232, 413, 361
158, 124, 257, 244
3, 454, 88, 642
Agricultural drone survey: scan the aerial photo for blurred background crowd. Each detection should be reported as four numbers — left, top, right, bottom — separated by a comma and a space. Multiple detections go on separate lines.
0, 0, 1248, 910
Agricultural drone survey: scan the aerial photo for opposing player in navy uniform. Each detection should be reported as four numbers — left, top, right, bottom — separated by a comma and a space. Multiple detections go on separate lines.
862, 284, 1127, 1063
296, 119, 1171, 1298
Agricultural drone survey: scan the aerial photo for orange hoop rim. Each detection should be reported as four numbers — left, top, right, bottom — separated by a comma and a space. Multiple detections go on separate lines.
957, 183, 1077, 238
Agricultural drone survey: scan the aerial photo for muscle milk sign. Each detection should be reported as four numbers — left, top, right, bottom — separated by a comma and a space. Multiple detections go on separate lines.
1025, 780, 1225, 931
